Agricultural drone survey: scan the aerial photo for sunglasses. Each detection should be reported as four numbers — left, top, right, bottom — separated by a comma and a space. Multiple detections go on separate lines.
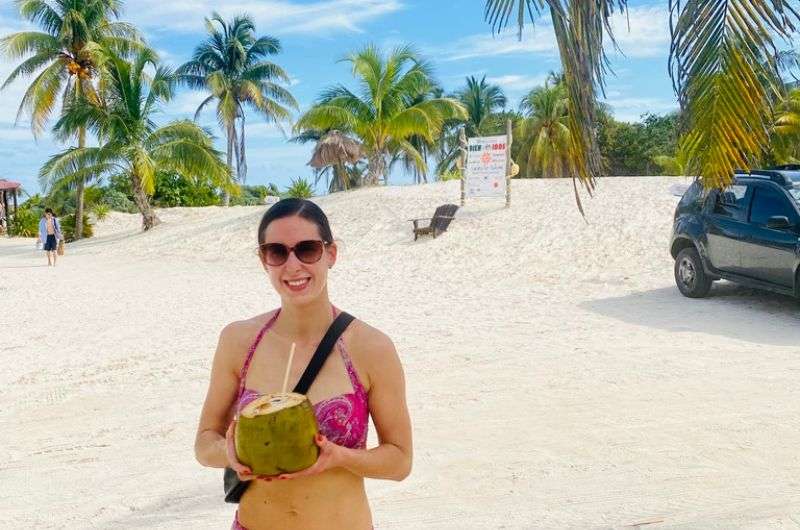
259, 239, 330, 266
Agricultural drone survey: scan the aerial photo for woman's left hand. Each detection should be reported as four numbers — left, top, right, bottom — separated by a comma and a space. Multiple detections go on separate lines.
266, 434, 344, 481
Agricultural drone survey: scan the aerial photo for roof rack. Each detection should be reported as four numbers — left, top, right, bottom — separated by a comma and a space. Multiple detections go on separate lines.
767, 164, 800, 171
733, 169, 790, 187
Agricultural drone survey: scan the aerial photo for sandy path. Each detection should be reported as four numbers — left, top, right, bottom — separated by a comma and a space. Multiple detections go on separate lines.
2, 177, 799, 529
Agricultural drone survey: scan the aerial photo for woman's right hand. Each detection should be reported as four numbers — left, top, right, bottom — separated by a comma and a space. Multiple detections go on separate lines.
225, 420, 257, 481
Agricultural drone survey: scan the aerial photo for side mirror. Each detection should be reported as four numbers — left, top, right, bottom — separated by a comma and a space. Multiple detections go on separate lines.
766, 215, 792, 230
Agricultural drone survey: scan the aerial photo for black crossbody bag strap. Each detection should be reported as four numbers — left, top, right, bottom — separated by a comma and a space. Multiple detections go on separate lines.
224, 311, 355, 504
293, 311, 355, 394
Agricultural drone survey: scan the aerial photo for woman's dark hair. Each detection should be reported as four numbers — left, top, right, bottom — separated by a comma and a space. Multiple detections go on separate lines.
45, 207, 53, 215
257, 198, 333, 245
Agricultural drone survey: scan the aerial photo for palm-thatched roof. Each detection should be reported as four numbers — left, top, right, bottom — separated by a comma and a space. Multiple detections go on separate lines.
308, 130, 364, 169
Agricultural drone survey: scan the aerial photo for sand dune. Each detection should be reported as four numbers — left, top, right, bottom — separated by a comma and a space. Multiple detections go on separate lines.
2, 177, 800, 529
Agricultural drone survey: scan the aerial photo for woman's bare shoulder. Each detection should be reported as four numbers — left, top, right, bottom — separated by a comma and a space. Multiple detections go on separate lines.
216, 310, 280, 363
345, 317, 398, 366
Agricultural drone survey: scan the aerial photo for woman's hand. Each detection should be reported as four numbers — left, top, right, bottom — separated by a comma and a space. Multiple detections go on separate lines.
225, 420, 257, 482
273, 434, 344, 481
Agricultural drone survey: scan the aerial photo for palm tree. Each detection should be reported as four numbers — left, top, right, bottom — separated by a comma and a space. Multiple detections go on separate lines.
772, 88, 800, 163
177, 12, 297, 202
295, 44, 467, 185
484, 0, 800, 193
515, 80, 573, 179
40, 48, 232, 230
435, 76, 507, 176
1, 0, 141, 239
456, 75, 507, 137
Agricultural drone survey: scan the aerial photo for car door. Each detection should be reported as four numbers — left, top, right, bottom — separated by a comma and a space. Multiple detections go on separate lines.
704, 183, 751, 273
741, 184, 800, 287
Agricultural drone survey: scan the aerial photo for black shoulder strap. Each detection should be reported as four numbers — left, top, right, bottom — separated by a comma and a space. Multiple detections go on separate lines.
292, 311, 355, 395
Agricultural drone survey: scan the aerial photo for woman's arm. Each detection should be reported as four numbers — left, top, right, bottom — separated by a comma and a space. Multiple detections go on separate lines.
195, 322, 247, 468
279, 327, 413, 482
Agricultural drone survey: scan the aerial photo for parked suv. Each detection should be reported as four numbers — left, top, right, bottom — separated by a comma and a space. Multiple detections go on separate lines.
670, 167, 800, 298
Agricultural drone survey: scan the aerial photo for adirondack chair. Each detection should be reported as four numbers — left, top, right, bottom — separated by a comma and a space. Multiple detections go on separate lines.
409, 203, 459, 241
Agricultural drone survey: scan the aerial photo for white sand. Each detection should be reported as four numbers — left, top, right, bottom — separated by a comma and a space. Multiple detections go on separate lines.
2, 177, 800, 529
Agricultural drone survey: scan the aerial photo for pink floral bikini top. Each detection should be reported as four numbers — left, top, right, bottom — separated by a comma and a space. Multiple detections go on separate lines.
235, 309, 369, 449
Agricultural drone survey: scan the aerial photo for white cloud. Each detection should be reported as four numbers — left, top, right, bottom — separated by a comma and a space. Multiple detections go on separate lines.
604, 96, 678, 122
441, 5, 669, 62
608, 6, 670, 59
169, 90, 213, 117
486, 74, 548, 93
126, 0, 403, 35
440, 28, 557, 62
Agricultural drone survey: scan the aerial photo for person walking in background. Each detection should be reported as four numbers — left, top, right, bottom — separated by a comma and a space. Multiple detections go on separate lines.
38, 208, 63, 266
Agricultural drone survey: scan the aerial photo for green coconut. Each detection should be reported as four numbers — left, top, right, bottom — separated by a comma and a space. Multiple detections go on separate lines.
235, 392, 319, 476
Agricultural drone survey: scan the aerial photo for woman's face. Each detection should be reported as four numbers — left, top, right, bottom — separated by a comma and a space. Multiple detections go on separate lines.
260, 215, 337, 304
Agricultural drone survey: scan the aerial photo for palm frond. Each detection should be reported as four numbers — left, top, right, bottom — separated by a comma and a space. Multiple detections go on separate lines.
670, 0, 800, 188
485, 0, 627, 196
0, 31, 59, 60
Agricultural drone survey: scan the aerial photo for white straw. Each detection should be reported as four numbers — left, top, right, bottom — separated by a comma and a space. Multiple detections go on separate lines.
281, 342, 296, 394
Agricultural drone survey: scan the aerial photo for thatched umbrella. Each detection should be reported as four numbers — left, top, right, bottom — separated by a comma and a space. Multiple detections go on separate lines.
307, 130, 364, 191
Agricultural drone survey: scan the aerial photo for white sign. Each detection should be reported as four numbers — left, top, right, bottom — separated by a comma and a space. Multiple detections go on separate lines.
465, 135, 507, 198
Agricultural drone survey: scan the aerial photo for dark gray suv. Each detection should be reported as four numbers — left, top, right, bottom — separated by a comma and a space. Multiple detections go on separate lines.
670, 167, 800, 298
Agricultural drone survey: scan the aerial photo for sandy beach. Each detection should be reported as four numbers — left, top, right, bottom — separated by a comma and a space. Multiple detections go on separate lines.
2, 177, 800, 529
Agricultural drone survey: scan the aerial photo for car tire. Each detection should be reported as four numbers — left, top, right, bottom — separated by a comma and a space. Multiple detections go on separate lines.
674, 247, 712, 298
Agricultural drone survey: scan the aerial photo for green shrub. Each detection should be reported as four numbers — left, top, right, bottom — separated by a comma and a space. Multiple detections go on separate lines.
153, 170, 220, 207
92, 203, 110, 221
102, 189, 137, 213
10, 207, 40, 237
230, 184, 270, 206
61, 213, 93, 241
284, 178, 314, 199
439, 168, 462, 181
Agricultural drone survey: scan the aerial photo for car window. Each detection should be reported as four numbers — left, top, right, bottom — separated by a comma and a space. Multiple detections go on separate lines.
678, 179, 705, 209
790, 183, 800, 203
712, 184, 749, 220
749, 186, 797, 226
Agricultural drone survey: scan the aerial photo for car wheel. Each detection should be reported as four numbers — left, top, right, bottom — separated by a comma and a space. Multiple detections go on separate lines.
674, 247, 712, 298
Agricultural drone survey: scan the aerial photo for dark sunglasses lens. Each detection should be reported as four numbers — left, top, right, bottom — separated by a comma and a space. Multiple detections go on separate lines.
263, 243, 289, 265
295, 240, 324, 263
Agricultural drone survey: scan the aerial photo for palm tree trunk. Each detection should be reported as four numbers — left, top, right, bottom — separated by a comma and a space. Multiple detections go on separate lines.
74, 126, 86, 239
366, 150, 386, 186
237, 113, 247, 185
224, 124, 234, 206
131, 172, 160, 230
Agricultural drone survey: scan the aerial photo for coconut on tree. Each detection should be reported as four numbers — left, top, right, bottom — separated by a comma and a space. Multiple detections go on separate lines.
40, 48, 233, 230
176, 12, 297, 204
0, 0, 142, 239
295, 44, 467, 186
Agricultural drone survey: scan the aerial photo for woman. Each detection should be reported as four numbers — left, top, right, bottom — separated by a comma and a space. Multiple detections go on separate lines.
195, 198, 412, 530
37, 208, 63, 266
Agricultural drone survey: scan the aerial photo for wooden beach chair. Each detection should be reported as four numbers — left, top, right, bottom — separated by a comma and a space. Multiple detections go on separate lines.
409, 203, 459, 241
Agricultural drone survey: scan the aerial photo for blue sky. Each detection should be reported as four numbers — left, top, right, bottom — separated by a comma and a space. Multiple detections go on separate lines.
0, 0, 678, 196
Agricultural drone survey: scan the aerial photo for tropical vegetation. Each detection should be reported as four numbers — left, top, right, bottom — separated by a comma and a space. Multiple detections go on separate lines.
40, 47, 233, 230
0, 0, 142, 238
176, 12, 297, 203
295, 45, 467, 186
4, 1, 800, 237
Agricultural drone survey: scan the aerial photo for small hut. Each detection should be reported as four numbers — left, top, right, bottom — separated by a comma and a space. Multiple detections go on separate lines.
0, 179, 21, 235
308, 130, 364, 191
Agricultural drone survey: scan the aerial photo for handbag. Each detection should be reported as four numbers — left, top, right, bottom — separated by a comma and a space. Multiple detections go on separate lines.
223, 311, 355, 503
57, 239, 65, 256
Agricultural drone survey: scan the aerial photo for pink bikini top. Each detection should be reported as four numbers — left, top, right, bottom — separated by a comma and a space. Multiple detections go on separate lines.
235, 309, 369, 449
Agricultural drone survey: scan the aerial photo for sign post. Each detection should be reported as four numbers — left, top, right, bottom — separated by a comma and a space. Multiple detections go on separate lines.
465, 133, 509, 202
505, 119, 512, 208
